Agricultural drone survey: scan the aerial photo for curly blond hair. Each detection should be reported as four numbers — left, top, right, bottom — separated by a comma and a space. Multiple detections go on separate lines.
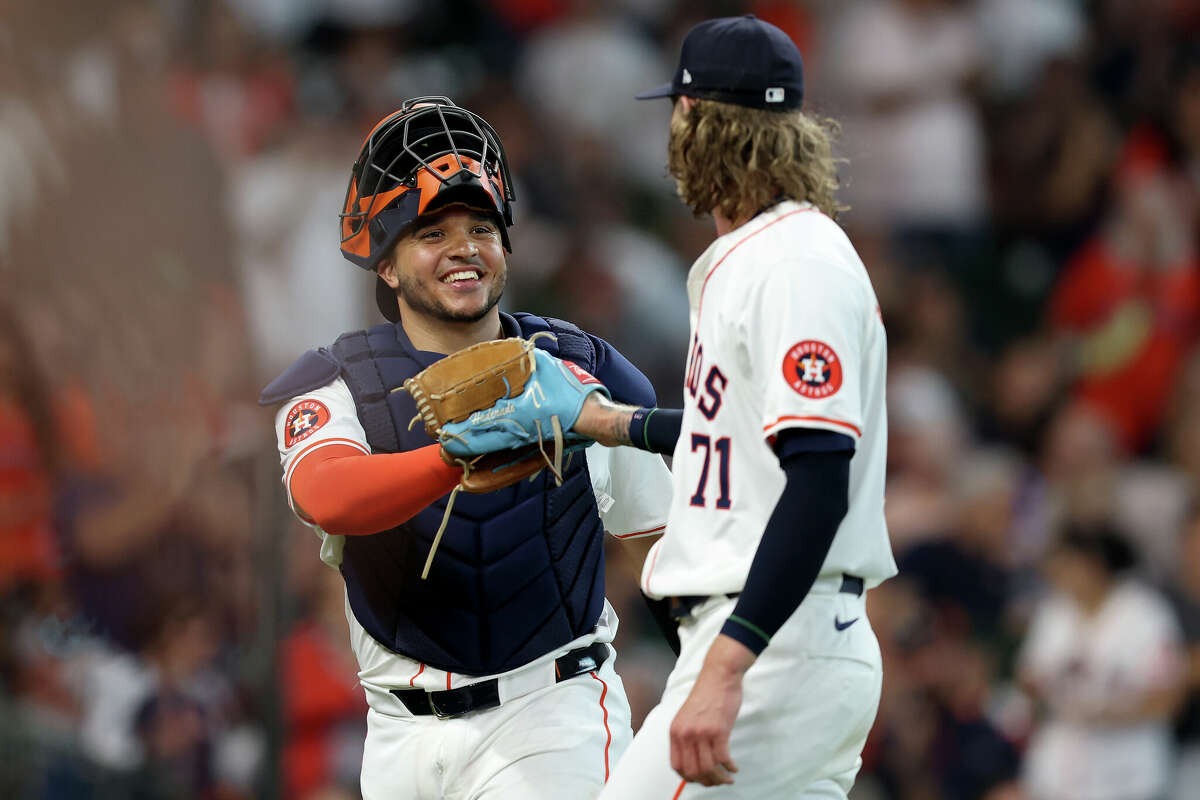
667, 99, 845, 221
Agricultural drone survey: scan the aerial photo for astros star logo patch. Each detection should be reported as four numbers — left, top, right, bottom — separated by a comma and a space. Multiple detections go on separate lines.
284, 399, 330, 447
782, 340, 842, 399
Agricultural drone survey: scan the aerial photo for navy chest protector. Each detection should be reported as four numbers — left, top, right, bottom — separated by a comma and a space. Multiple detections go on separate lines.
330, 315, 607, 676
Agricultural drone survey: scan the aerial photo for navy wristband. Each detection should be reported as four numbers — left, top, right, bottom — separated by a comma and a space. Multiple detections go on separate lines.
628, 407, 683, 454
629, 407, 657, 451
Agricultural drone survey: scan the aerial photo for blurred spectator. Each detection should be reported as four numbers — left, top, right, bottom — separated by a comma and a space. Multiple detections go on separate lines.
885, 363, 969, 549
63, 598, 260, 799
898, 448, 1029, 650
987, 58, 1119, 268
281, 566, 366, 800
863, 578, 1022, 800
1029, 398, 1192, 583
829, 0, 987, 261
1017, 523, 1186, 800
131, 601, 246, 799
168, 0, 295, 163
1039, 402, 1121, 526
0, 310, 62, 594
1164, 348, 1200, 492
972, 0, 1084, 101
1088, 0, 1193, 127
1166, 46, 1200, 231
514, 0, 674, 190
230, 113, 375, 381
977, 335, 1067, 457
1164, 504, 1200, 800
1047, 129, 1200, 453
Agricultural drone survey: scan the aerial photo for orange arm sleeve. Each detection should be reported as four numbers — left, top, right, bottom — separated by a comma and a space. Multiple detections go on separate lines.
288, 444, 461, 536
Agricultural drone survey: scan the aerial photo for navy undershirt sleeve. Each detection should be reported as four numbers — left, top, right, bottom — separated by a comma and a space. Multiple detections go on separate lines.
720, 428, 854, 655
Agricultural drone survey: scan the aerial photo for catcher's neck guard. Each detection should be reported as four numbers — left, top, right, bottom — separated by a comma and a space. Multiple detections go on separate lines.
339, 96, 516, 273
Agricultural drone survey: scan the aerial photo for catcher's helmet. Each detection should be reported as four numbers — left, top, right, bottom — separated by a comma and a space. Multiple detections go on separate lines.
339, 96, 515, 321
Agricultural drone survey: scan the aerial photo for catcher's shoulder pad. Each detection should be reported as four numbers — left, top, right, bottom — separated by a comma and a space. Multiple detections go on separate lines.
258, 348, 341, 405
591, 339, 657, 407
511, 313, 593, 364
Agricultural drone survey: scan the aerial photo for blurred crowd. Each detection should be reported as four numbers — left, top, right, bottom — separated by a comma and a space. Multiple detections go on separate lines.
0, 0, 1198, 798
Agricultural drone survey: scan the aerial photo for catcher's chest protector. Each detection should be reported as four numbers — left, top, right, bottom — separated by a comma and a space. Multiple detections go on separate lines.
330, 315, 606, 676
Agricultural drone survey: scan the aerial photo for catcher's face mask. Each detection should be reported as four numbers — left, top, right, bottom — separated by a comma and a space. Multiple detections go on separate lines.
340, 96, 515, 280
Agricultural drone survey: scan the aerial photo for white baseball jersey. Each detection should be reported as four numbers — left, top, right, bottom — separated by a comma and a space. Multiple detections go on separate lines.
274, 376, 673, 694
641, 200, 897, 599
1018, 579, 1186, 800
275, 374, 671, 799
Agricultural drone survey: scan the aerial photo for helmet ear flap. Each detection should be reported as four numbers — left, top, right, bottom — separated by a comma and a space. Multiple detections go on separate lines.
369, 217, 389, 247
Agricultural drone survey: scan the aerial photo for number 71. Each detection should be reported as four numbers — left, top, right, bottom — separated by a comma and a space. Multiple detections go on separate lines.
689, 433, 732, 509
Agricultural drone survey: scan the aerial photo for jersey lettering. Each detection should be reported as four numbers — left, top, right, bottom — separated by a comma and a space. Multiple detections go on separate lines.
697, 366, 728, 420
688, 433, 710, 507
688, 433, 732, 510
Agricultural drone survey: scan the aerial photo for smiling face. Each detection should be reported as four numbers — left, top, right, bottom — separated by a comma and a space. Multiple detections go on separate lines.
377, 205, 508, 325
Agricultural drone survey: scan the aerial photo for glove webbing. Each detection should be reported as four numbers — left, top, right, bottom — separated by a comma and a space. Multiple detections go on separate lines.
404, 344, 538, 436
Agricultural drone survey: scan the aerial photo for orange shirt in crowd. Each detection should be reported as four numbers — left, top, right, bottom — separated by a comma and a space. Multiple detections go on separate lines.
282, 622, 368, 799
1049, 239, 1200, 452
0, 396, 60, 588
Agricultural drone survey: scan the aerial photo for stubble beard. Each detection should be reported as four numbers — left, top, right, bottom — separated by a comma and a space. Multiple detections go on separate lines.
397, 269, 507, 324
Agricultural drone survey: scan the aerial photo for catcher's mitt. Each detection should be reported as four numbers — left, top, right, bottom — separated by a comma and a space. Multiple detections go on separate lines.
403, 335, 548, 484
395, 333, 602, 578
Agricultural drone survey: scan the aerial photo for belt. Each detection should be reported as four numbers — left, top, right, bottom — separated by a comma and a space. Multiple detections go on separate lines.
667, 574, 864, 621
390, 641, 609, 720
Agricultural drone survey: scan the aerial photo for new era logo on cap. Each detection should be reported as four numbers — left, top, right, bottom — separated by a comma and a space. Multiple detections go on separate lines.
765, 87, 785, 103
682, 68, 693, 85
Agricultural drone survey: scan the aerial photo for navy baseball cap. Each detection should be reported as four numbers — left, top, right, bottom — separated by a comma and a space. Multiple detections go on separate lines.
637, 15, 803, 111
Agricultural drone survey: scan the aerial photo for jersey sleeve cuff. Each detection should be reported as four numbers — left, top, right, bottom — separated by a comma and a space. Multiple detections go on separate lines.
721, 615, 771, 656
609, 523, 666, 540
284, 438, 370, 515
763, 414, 862, 444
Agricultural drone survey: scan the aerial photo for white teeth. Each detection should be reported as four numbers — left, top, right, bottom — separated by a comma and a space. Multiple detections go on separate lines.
442, 270, 481, 283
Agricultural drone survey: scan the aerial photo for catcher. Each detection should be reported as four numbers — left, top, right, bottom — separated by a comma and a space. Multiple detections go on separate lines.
259, 97, 672, 799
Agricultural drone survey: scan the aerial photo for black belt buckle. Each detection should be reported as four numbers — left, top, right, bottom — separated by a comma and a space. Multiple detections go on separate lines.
554, 641, 609, 681
427, 683, 499, 719
392, 680, 501, 719
391, 643, 608, 719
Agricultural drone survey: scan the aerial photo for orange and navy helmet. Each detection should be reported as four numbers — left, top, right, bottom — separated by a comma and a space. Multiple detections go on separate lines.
339, 96, 515, 276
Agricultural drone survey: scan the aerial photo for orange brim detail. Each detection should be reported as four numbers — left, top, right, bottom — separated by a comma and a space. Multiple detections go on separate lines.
341, 153, 503, 259
414, 154, 500, 216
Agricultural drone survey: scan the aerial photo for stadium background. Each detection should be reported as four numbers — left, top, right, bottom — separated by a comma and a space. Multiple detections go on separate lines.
1, 0, 1198, 797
